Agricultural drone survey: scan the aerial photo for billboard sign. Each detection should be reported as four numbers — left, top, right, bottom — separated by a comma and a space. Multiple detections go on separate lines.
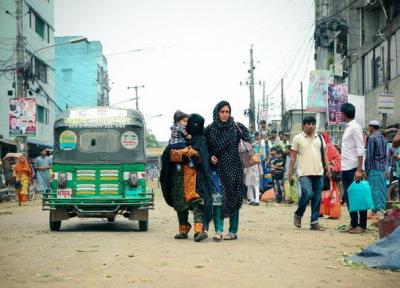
9, 98, 36, 137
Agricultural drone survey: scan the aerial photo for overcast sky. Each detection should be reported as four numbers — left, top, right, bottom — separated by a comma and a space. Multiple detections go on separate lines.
54, 0, 314, 141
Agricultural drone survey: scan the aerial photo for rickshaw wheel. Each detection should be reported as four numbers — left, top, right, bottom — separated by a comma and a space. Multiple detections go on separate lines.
107, 216, 116, 222
49, 211, 61, 231
139, 220, 148, 231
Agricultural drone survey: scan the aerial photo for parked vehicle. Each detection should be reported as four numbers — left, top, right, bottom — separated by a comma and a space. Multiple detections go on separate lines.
0, 160, 11, 202
42, 107, 154, 231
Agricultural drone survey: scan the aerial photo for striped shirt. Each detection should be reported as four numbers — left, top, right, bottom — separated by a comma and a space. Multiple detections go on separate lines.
365, 132, 387, 172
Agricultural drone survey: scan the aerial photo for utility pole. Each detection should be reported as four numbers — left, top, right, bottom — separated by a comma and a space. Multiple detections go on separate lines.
127, 85, 145, 111
249, 45, 256, 131
280, 78, 285, 121
15, 0, 27, 155
300, 81, 304, 125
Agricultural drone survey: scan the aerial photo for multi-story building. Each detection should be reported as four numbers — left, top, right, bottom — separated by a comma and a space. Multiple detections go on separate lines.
314, 0, 400, 127
55, 36, 109, 110
0, 0, 56, 156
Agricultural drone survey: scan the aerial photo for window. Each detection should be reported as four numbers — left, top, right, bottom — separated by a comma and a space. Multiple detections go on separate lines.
62, 68, 73, 82
362, 41, 387, 93
37, 105, 49, 124
47, 26, 50, 43
390, 33, 397, 80
35, 15, 45, 38
35, 58, 47, 83
79, 130, 120, 153
29, 10, 32, 28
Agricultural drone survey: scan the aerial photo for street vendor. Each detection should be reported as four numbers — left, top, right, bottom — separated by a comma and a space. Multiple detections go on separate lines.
160, 113, 213, 242
35, 148, 52, 194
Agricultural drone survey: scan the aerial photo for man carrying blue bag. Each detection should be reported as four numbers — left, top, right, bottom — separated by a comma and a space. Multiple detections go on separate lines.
340, 103, 367, 234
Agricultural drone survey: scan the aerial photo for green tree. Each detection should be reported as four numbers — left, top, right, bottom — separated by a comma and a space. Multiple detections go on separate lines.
145, 129, 161, 148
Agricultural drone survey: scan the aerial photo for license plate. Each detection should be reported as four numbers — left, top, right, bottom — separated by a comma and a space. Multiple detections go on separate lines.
57, 188, 72, 199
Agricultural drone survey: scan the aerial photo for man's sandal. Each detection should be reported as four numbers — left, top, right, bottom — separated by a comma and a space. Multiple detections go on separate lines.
293, 214, 301, 228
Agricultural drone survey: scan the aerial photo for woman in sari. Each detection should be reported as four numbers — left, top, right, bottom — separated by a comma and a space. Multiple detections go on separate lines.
13, 155, 32, 206
319, 131, 342, 219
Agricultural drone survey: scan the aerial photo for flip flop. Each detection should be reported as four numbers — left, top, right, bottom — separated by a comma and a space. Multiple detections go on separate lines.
223, 232, 237, 240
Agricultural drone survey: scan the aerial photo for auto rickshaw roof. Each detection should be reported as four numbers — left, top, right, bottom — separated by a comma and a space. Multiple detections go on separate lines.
54, 106, 145, 128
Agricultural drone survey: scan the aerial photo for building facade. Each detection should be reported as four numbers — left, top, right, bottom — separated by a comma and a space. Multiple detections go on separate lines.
55, 36, 109, 110
315, 0, 400, 127
0, 0, 56, 156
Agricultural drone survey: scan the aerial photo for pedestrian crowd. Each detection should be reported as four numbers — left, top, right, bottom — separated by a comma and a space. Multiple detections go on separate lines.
160, 100, 400, 242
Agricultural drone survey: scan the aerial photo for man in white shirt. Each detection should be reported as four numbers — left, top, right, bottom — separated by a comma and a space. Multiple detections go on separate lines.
288, 116, 331, 231
340, 103, 366, 234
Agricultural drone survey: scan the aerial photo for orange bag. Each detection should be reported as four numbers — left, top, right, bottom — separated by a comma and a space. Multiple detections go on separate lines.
319, 180, 341, 219
261, 188, 275, 202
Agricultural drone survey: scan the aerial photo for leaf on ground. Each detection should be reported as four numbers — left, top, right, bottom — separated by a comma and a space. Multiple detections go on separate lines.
76, 250, 99, 253
194, 265, 205, 268
157, 262, 167, 266
128, 254, 135, 258
36, 273, 51, 277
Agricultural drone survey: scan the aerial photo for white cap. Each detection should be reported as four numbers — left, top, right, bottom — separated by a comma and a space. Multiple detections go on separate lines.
368, 120, 380, 126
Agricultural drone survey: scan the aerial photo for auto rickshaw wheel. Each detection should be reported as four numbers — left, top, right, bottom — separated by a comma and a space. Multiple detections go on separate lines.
139, 220, 148, 231
107, 216, 116, 222
49, 211, 61, 231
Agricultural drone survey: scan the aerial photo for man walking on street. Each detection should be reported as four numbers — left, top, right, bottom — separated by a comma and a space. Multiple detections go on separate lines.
340, 103, 366, 234
35, 148, 52, 195
288, 116, 331, 231
365, 120, 387, 219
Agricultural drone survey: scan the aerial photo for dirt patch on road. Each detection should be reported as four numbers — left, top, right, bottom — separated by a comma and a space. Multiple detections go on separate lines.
0, 183, 398, 288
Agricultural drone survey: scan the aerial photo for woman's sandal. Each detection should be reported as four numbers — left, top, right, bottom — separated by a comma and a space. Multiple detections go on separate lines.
213, 232, 223, 242
223, 232, 237, 240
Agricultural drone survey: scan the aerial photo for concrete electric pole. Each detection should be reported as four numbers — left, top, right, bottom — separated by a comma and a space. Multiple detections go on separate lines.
249, 45, 256, 131
127, 85, 145, 111
15, 0, 27, 155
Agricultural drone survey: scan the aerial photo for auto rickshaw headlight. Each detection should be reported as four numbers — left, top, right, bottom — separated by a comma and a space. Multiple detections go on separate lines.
58, 172, 68, 188
128, 172, 138, 188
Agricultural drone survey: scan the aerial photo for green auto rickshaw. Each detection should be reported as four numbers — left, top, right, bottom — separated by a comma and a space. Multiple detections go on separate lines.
42, 107, 154, 231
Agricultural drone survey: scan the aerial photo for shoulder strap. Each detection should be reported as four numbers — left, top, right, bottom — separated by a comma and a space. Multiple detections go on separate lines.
317, 133, 326, 169
235, 122, 245, 140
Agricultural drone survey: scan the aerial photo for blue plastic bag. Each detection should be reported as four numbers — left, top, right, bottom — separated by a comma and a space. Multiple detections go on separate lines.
347, 180, 375, 212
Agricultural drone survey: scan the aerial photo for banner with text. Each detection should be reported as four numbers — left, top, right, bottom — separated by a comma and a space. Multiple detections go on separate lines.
307, 70, 331, 112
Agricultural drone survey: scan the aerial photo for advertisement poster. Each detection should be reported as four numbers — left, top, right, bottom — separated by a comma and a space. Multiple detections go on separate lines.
307, 70, 332, 112
9, 98, 36, 137
348, 94, 366, 128
327, 84, 348, 125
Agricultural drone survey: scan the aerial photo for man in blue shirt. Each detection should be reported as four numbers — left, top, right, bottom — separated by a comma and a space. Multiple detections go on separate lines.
365, 120, 387, 219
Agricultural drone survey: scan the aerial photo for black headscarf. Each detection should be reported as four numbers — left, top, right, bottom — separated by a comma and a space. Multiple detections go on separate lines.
206, 100, 251, 218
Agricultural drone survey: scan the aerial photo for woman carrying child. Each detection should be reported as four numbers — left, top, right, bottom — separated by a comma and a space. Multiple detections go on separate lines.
161, 113, 213, 242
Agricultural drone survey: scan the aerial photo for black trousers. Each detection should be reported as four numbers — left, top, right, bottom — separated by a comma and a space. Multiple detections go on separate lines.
341, 168, 367, 229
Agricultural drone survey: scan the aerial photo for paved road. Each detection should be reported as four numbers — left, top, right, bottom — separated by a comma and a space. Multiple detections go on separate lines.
0, 183, 398, 288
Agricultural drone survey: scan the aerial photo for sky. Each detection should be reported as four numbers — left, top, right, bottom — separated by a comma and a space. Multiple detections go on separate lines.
54, 0, 315, 141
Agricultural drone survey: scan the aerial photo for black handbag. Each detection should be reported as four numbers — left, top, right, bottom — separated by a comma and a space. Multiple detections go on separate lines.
14, 180, 21, 189
331, 170, 342, 182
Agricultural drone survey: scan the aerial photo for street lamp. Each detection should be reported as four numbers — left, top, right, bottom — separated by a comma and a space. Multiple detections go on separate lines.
30, 37, 87, 60
111, 98, 136, 106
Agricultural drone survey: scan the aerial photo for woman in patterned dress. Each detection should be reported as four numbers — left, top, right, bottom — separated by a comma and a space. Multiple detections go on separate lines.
206, 101, 253, 240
